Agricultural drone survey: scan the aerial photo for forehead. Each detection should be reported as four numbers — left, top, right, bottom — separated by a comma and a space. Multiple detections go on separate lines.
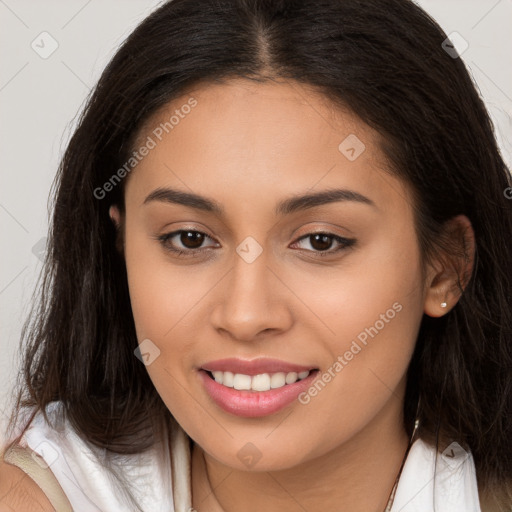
134, 78, 377, 151
125, 78, 412, 215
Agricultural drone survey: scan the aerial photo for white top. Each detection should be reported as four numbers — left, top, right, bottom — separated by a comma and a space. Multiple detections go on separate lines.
9, 401, 482, 512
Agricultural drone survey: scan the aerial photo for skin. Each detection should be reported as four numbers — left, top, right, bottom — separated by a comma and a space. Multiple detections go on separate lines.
0, 457, 54, 511
110, 78, 474, 512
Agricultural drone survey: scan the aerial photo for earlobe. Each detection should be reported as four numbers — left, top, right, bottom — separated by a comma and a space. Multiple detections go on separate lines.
423, 215, 475, 318
423, 281, 453, 318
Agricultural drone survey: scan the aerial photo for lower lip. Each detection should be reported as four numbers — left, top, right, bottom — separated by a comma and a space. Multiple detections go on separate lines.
198, 369, 319, 418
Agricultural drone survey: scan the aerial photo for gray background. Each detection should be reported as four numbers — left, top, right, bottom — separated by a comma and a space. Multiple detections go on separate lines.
1, 0, 511, 444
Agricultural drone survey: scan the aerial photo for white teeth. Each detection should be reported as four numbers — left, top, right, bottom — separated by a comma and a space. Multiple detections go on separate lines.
285, 372, 298, 384
233, 374, 252, 390
209, 370, 311, 391
270, 372, 286, 389
251, 373, 271, 391
223, 371, 234, 387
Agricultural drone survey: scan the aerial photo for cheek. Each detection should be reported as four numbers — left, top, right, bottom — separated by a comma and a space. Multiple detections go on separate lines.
123, 227, 207, 415
123, 223, 224, 400
286, 228, 424, 418
124, 222, 210, 341
287, 225, 424, 352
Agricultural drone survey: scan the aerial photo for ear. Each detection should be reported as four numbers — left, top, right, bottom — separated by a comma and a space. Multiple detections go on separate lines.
109, 205, 121, 228
109, 205, 124, 255
423, 214, 475, 318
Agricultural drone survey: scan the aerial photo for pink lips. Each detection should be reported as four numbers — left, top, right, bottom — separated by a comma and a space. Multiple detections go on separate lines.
201, 357, 315, 376
198, 358, 319, 418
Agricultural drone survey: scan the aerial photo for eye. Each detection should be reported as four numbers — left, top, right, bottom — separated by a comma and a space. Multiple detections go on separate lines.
291, 232, 355, 255
157, 229, 219, 257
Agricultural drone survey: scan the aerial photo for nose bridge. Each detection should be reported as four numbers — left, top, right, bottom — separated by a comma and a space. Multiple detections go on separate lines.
232, 258, 264, 300
229, 234, 272, 298
211, 241, 291, 340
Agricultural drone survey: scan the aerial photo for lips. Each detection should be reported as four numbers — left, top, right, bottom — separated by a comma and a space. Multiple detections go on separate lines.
198, 358, 319, 417
201, 357, 317, 376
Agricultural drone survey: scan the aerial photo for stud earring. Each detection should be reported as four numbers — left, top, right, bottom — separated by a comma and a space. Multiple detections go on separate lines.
440, 302, 447, 308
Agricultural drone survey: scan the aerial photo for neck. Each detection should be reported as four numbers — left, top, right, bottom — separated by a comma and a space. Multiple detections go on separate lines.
191, 393, 411, 512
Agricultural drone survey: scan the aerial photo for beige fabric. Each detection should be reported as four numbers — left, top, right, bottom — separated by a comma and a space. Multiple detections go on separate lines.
169, 418, 192, 511
2, 444, 74, 512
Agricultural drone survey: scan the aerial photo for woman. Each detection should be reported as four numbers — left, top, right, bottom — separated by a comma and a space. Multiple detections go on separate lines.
1, 0, 511, 510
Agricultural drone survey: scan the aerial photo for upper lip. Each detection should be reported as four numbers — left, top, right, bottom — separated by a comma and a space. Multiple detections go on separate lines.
201, 358, 318, 376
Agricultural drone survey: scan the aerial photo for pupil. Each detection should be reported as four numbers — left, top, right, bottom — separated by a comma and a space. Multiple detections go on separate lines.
311, 234, 332, 251
181, 231, 204, 249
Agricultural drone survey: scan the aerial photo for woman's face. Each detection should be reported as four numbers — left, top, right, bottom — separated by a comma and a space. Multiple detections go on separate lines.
116, 78, 429, 471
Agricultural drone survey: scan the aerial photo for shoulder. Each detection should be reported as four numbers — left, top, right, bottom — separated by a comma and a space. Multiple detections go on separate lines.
0, 453, 55, 512
0, 403, 71, 512
2, 402, 184, 511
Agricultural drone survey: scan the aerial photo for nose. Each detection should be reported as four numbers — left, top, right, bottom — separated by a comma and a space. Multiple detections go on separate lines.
210, 248, 293, 342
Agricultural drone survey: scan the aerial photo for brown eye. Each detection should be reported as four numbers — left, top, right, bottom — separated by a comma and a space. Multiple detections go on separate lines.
309, 234, 334, 251
157, 229, 219, 256
180, 231, 205, 249
292, 232, 356, 255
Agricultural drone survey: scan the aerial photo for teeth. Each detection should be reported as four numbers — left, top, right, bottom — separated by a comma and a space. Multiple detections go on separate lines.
285, 372, 298, 384
209, 370, 311, 391
233, 374, 252, 390
223, 371, 234, 387
251, 373, 271, 391
270, 372, 286, 389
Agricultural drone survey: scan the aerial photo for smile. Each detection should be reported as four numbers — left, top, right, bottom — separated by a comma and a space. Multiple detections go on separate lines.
198, 358, 320, 417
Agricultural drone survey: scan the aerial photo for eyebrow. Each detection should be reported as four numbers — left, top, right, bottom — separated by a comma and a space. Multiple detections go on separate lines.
143, 187, 376, 215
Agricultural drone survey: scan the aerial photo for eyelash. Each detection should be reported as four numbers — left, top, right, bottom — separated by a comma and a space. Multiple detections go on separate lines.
155, 229, 356, 258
